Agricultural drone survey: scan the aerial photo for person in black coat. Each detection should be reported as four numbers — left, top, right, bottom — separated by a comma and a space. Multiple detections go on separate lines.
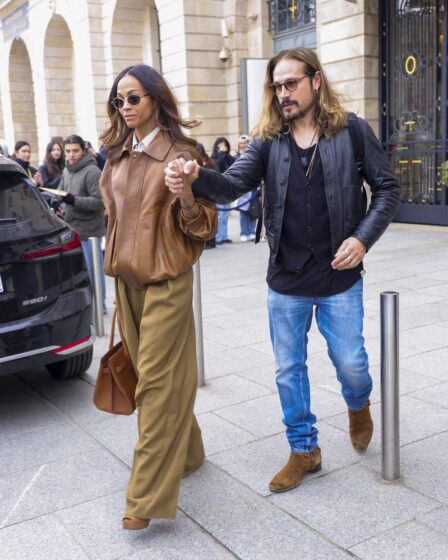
211, 137, 235, 244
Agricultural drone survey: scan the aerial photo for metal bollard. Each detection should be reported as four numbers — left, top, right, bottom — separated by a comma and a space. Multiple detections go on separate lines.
380, 291, 400, 480
193, 260, 205, 386
89, 237, 104, 336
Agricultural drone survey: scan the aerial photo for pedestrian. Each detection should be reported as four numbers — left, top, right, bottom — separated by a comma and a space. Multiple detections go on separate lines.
98, 64, 217, 530
34, 139, 65, 188
211, 136, 235, 244
60, 134, 107, 313
165, 47, 400, 493
196, 143, 219, 248
235, 135, 258, 242
10, 141, 37, 181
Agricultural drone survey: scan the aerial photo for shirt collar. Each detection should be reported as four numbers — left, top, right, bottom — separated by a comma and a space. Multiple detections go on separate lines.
132, 127, 160, 151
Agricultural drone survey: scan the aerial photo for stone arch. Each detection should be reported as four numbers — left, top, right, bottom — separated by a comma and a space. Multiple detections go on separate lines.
111, 0, 161, 77
44, 15, 76, 139
8, 38, 38, 163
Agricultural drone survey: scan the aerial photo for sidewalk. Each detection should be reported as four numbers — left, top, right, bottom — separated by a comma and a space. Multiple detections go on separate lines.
1, 217, 448, 559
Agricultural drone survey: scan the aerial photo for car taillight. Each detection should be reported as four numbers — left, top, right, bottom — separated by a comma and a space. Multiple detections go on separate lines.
22, 232, 81, 260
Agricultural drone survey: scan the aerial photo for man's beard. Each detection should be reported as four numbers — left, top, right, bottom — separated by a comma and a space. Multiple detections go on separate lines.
280, 101, 309, 123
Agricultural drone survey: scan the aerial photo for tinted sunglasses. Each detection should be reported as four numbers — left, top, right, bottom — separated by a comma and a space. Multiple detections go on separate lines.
111, 93, 150, 110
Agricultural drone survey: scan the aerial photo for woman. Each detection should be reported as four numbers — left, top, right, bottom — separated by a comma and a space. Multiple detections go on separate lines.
211, 136, 235, 244
11, 141, 37, 181
34, 140, 65, 188
99, 64, 217, 530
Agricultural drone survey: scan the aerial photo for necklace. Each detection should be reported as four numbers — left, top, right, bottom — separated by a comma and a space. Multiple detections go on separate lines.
305, 140, 319, 178
293, 129, 318, 168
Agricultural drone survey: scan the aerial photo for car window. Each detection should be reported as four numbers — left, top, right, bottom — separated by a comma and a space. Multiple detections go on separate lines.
0, 181, 44, 224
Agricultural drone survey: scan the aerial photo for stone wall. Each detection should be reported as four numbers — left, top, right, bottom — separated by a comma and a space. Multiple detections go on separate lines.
317, 0, 380, 135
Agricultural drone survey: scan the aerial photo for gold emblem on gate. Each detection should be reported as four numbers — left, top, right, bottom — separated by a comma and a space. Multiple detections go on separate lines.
403, 54, 418, 77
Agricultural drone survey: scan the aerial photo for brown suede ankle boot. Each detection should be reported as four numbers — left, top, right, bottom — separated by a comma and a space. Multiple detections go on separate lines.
348, 399, 373, 451
269, 447, 322, 493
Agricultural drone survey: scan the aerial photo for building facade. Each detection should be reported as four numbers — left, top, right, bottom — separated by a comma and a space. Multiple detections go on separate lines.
0, 0, 446, 224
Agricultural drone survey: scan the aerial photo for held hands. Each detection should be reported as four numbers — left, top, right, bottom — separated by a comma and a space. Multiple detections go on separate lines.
331, 237, 366, 270
165, 158, 200, 218
164, 158, 200, 196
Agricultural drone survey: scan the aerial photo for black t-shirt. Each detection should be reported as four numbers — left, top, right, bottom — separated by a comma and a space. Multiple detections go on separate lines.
267, 133, 362, 296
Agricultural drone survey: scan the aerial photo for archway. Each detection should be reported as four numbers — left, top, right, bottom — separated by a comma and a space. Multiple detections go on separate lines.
111, 0, 160, 76
44, 15, 76, 140
8, 38, 38, 163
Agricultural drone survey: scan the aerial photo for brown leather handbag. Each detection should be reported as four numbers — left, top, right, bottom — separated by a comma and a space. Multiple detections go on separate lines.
93, 307, 137, 415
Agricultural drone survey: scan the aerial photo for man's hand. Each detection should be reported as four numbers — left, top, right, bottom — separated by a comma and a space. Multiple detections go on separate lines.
331, 237, 366, 270
164, 158, 200, 195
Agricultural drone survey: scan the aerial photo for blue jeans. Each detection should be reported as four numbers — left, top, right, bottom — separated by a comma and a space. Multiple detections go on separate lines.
216, 204, 230, 242
240, 212, 256, 236
268, 279, 371, 453
81, 238, 107, 311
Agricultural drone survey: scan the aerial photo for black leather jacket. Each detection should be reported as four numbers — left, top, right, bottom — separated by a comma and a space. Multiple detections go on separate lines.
193, 117, 400, 263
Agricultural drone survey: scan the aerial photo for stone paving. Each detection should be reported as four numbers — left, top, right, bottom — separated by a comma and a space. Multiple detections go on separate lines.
1, 216, 448, 559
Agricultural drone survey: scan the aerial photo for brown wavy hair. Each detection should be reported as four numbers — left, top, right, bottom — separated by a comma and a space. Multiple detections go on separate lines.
100, 64, 200, 163
251, 48, 347, 140
43, 140, 65, 180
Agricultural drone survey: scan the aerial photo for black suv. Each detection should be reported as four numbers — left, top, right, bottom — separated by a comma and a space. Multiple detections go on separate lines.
0, 155, 94, 378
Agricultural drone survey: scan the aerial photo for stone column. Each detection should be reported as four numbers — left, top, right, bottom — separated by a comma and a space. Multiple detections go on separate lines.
317, 0, 380, 134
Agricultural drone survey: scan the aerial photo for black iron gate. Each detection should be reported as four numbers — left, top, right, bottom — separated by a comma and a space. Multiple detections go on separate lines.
380, 0, 448, 225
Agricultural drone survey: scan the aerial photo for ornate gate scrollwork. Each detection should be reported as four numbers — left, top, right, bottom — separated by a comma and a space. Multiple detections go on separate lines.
381, 0, 448, 224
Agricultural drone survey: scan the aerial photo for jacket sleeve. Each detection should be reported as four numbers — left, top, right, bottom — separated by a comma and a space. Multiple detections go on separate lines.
192, 140, 266, 204
176, 197, 217, 241
351, 120, 401, 250
73, 166, 104, 213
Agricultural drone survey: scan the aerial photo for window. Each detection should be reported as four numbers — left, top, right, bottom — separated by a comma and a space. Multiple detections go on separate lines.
267, 0, 316, 36
0, 181, 44, 224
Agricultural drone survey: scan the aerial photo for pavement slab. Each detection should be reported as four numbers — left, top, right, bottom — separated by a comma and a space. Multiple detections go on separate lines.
0, 515, 90, 559
179, 461, 352, 560
0, 375, 66, 440
0, 449, 129, 527
269, 463, 439, 548
367, 431, 448, 504
349, 521, 448, 560
0, 421, 100, 476
55, 491, 236, 560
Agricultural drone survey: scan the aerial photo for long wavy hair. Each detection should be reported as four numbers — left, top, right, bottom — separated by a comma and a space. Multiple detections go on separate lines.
252, 48, 347, 140
100, 65, 200, 163
43, 140, 65, 180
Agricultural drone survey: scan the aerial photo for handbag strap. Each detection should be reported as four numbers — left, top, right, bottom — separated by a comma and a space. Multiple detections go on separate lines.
109, 307, 118, 349
116, 310, 132, 363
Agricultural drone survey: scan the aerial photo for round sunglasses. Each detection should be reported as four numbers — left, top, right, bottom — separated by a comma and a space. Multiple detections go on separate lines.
111, 93, 150, 110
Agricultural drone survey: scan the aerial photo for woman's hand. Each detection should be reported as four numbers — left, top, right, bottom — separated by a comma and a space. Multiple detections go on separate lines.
33, 171, 43, 186
167, 159, 200, 219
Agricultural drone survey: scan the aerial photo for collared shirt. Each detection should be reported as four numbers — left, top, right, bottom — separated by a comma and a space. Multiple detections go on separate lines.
132, 127, 160, 152
267, 133, 361, 297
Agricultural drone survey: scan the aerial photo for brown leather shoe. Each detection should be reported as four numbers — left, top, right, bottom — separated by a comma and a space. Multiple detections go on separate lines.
348, 399, 373, 451
269, 447, 322, 493
122, 516, 150, 530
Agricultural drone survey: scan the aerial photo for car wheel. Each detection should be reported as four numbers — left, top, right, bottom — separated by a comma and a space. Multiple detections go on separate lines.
46, 347, 93, 379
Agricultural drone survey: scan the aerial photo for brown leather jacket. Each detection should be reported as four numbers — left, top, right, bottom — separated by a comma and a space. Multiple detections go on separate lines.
99, 131, 217, 289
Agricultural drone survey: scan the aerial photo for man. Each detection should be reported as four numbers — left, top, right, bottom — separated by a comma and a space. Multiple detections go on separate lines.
60, 134, 107, 313
165, 48, 400, 492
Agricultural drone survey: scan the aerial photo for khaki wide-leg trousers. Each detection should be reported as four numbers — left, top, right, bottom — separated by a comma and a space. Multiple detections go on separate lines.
115, 270, 204, 519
